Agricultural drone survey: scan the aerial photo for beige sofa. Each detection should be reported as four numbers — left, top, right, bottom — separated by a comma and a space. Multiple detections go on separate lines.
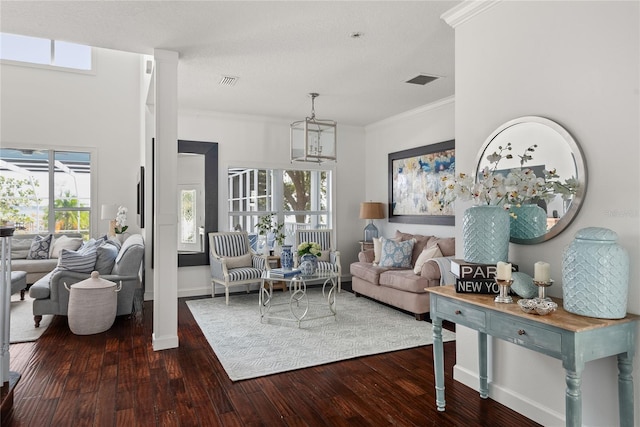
349, 231, 455, 320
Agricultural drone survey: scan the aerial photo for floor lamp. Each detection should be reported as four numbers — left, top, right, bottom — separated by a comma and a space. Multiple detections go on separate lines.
359, 202, 385, 242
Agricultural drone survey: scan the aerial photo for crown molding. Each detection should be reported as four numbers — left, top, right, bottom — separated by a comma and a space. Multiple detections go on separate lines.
441, 0, 501, 28
365, 95, 454, 131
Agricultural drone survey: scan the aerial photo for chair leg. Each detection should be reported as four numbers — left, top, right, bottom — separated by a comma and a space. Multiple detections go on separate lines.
225, 287, 230, 305
34, 315, 42, 328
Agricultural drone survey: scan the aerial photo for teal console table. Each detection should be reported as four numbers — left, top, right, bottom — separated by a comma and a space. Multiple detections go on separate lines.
426, 285, 639, 427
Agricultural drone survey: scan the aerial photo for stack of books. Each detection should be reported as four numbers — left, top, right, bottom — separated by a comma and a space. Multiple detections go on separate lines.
269, 268, 301, 278
451, 259, 518, 294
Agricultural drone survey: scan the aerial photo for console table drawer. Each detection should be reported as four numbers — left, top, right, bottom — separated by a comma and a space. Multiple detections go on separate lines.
489, 314, 562, 355
435, 297, 486, 328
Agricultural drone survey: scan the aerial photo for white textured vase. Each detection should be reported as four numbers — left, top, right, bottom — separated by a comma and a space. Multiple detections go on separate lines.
463, 205, 510, 264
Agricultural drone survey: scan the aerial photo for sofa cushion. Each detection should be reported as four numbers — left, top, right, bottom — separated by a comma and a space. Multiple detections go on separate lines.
29, 272, 53, 299
428, 236, 455, 257
379, 269, 430, 294
350, 262, 389, 285
379, 237, 415, 268
395, 231, 433, 266
11, 258, 58, 275
51, 235, 84, 258
11, 236, 33, 259
413, 244, 443, 274
27, 234, 53, 260
112, 234, 144, 276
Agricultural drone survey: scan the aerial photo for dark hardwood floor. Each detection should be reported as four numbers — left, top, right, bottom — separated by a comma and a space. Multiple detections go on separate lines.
6, 289, 542, 427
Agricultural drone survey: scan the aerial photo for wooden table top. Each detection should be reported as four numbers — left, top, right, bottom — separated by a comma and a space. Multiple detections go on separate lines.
427, 285, 640, 333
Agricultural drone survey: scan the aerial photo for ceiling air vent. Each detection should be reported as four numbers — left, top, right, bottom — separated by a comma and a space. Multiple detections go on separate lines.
219, 75, 239, 86
405, 74, 439, 86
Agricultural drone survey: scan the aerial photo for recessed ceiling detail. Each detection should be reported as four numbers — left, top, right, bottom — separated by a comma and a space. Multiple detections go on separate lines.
219, 76, 239, 87
405, 74, 439, 86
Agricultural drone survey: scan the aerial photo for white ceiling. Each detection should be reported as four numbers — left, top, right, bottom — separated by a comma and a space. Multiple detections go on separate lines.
0, 1, 460, 126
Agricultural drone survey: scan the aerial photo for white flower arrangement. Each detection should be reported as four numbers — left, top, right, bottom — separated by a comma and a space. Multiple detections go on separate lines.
439, 142, 578, 209
115, 206, 128, 234
297, 241, 321, 257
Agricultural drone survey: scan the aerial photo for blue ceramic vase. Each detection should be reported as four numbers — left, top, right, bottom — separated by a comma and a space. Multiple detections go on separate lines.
462, 205, 510, 264
280, 245, 293, 269
300, 253, 318, 274
562, 227, 629, 319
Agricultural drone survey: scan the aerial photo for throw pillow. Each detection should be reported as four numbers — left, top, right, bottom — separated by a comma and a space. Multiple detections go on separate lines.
372, 237, 382, 265
225, 253, 253, 269
27, 234, 53, 260
57, 246, 98, 273
95, 241, 119, 275
51, 235, 84, 258
413, 244, 443, 274
318, 250, 331, 262
11, 237, 33, 259
378, 237, 415, 268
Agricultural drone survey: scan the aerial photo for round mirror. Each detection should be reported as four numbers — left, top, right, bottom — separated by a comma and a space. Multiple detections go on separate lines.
474, 116, 587, 244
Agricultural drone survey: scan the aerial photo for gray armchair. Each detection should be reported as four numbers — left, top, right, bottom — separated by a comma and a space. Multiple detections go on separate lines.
29, 234, 145, 327
209, 231, 268, 304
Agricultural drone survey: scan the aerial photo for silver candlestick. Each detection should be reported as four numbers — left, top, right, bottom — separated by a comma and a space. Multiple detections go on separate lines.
533, 279, 554, 302
494, 278, 514, 303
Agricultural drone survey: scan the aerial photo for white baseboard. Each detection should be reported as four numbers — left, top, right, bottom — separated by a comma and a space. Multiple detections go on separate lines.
152, 333, 179, 351
453, 365, 564, 426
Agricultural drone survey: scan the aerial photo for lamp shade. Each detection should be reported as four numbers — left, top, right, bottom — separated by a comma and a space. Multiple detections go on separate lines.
359, 202, 385, 220
101, 204, 118, 220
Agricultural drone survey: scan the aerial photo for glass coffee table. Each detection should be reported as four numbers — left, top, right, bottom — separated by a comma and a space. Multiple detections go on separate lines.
260, 270, 338, 327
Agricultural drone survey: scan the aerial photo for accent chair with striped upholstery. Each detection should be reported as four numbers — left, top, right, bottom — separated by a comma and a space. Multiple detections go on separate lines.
294, 229, 342, 291
209, 231, 269, 304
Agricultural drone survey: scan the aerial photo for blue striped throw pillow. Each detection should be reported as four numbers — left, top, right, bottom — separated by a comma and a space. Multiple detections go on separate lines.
57, 246, 98, 273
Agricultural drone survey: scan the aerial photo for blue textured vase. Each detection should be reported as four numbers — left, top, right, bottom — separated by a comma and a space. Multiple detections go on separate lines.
510, 204, 547, 240
463, 205, 510, 264
300, 253, 318, 273
562, 227, 629, 319
280, 245, 293, 269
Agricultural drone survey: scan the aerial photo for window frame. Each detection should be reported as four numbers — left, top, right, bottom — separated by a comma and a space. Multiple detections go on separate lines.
0, 32, 96, 75
227, 163, 335, 246
0, 145, 98, 237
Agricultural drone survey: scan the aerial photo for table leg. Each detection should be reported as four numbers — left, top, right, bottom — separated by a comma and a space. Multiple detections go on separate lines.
617, 352, 635, 427
478, 332, 488, 399
565, 368, 583, 427
432, 317, 445, 411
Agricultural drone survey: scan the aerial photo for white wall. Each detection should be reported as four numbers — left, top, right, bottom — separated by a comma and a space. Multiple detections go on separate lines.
364, 97, 456, 239
0, 48, 143, 238
451, 1, 639, 426
174, 110, 366, 297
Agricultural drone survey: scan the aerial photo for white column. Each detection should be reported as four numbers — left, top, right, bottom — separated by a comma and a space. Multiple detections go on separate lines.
152, 49, 179, 350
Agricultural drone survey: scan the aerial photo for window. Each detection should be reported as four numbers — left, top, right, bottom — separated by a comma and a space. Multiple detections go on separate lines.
228, 167, 332, 247
0, 33, 92, 71
0, 148, 92, 238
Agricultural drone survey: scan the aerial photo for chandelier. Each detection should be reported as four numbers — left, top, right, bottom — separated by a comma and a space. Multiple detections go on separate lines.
290, 93, 337, 163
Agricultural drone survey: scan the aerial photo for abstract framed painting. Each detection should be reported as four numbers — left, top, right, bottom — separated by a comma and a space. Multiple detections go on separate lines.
388, 140, 455, 225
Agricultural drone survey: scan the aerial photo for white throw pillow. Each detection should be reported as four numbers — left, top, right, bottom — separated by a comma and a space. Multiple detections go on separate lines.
413, 244, 443, 275
372, 237, 382, 265
51, 235, 84, 258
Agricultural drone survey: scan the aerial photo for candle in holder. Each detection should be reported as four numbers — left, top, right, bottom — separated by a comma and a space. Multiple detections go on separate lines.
496, 261, 512, 281
534, 261, 551, 282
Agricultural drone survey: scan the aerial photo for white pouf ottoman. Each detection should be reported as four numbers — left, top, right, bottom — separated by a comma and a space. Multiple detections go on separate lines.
66, 271, 121, 335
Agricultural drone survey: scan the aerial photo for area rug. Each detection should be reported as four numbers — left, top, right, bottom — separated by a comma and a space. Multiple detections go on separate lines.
186, 289, 456, 381
10, 293, 53, 343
